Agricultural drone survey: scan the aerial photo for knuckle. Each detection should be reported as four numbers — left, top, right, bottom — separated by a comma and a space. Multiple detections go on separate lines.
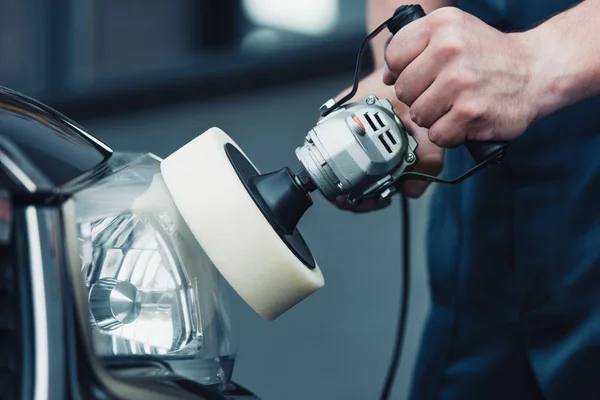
428, 7, 461, 27
446, 71, 474, 89
446, 74, 463, 88
410, 102, 437, 128
428, 128, 452, 148
385, 46, 403, 72
409, 107, 423, 126
437, 37, 465, 58
396, 80, 415, 105
384, 49, 395, 69
394, 82, 406, 103
428, 128, 441, 144
440, 7, 463, 21
458, 102, 485, 120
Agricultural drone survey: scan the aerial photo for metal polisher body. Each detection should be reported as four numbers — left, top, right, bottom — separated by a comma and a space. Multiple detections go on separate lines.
160, 5, 510, 323
160, 97, 416, 320
295, 95, 418, 203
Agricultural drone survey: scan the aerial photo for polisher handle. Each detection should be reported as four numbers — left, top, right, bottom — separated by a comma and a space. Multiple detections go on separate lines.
386, 5, 509, 165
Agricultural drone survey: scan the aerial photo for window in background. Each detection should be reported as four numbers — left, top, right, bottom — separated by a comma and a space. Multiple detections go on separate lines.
240, 0, 366, 52
67, 0, 196, 85
0, 0, 367, 109
243, 0, 339, 39
0, 0, 45, 93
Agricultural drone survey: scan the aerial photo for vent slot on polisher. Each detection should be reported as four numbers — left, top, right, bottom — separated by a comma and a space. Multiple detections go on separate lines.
378, 134, 393, 154
374, 112, 386, 128
364, 113, 377, 131
385, 130, 397, 145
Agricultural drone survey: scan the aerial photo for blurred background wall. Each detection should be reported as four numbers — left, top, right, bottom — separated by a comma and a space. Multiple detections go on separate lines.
1, 1, 433, 399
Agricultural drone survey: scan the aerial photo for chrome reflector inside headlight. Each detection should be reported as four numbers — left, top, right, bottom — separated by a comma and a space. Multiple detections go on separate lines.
82, 212, 199, 354
71, 153, 236, 389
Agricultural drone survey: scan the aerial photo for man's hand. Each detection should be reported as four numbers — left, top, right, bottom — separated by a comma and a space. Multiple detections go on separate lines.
383, 7, 541, 148
331, 70, 444, 213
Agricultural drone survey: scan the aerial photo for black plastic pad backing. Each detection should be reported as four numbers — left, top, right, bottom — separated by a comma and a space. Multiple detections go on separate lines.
225, 143, 316, 270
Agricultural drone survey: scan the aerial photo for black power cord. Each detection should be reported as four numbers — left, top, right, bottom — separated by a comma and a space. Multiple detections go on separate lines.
380, 195, 411, 400
320, 5, 507, 397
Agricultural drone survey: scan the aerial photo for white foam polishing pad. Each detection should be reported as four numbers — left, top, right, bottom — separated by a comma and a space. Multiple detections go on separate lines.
160, 127, 324, 320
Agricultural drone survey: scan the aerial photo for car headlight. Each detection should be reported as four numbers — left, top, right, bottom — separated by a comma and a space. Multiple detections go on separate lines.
72, 152, 236, 389
0, 84, 264, 399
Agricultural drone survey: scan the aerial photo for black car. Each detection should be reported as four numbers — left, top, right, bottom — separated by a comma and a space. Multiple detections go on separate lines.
0, 86, 260, 399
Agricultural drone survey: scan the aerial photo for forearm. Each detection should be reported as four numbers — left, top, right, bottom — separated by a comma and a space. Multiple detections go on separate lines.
523, 0, 600, 120
366, 0, 454, 69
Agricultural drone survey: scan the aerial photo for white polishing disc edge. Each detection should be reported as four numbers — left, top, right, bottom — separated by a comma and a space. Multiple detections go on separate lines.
160, 127, 324, 320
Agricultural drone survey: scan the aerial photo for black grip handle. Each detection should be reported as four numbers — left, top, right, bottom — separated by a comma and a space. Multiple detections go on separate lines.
464, 140, 507, 164
387, 4, 426, 34
386, 5, 509, 165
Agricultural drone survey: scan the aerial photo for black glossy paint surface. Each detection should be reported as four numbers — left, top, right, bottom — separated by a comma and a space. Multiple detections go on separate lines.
0, 86, 111, 190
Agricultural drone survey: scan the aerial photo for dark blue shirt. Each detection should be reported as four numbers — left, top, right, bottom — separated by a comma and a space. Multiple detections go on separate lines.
417, 1, 600, 399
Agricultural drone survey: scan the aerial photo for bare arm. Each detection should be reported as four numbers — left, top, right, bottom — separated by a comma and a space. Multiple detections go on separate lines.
379, 0, 600, 148
367, 0, 454, 69
526, 0, 600, 121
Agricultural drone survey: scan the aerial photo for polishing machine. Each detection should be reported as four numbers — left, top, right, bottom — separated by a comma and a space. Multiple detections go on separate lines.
160, 5, 511, 399
161, 4, 509, 321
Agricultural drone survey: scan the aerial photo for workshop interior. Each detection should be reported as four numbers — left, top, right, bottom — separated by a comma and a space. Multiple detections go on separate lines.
0, 1, 464, 399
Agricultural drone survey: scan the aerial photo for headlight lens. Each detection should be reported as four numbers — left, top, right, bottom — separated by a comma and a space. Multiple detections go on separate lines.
72, 153, 235, 389
82, 212, 199, 355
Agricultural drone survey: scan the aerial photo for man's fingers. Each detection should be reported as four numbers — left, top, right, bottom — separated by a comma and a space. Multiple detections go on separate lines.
400, 180, 430, 199
382, 62, 398, 86
384, 18, 431, 84
400, 124, 444, 198
412, 125, 445, 172
382, 36, 398, 85
333, 196, 391, 213
394, 101, 421, 134
427, 109, 467, 148
408, 75, 455, 129
353, 198, 391, 213
387, 104, 444, 199
393, 46, 439, 106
